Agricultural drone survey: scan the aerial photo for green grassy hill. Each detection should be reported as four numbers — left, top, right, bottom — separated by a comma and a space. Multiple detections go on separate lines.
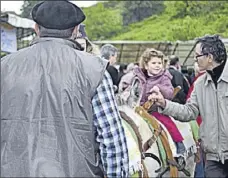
83, 1, 228, 41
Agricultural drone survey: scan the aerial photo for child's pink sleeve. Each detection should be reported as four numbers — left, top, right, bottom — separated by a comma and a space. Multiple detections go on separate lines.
157, 77, 174, 100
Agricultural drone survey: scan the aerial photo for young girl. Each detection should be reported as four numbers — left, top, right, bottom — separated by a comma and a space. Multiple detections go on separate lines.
136, 48, 173, 105
120, 48, 186, 154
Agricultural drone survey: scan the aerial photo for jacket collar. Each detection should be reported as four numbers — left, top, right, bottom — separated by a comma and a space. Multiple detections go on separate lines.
205, 60, 228, 86
169, 66, 177, 70
30, 37, 83, 51
221, 60, 228, 82
204, 73, 213, 86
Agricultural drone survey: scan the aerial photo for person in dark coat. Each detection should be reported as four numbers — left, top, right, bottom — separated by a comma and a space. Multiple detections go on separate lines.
100, 44, 119, 92
107, 65, 119, 91
117, 63, 128, 86
168, 55, 190, 104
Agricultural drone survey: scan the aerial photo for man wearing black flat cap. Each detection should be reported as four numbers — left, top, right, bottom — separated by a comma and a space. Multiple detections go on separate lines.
1, 1, 129, 177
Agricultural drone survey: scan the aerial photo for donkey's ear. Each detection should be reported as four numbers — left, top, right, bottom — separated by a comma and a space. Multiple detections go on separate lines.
131, 77, 140, 88
131, 78, 141, 96
128, 77, 142, 107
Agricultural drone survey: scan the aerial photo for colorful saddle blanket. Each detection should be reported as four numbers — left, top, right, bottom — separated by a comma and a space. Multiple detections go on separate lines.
122, 119, 142, 176
154, 115, 198, 158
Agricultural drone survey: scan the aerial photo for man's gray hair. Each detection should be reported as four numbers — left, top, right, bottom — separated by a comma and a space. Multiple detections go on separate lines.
100, 44, 118, 60
38, 25, 75, 38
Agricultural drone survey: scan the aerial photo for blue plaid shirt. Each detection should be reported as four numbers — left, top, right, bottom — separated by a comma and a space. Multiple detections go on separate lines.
92, 71, 129, 177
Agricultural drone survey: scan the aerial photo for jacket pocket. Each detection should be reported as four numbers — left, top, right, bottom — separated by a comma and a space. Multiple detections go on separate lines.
223, 92, 228, 104
224, 92, 228, 97
221, 92, 228, 108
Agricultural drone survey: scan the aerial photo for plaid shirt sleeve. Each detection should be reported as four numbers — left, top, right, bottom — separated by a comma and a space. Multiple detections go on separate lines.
92, 71, 129, 177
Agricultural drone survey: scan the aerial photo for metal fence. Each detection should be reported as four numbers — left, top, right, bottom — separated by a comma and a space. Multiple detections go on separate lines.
2, 12, 227, 67
93, 40, 228, 67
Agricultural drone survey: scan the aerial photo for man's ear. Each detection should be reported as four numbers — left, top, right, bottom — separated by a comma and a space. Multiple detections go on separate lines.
70, 26, 78, 40
34, 23, 40, 36
208, 54, 213, 63
73, 26, 78, 34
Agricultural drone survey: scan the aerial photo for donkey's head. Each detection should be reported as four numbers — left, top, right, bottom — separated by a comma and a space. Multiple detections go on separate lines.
116, 77, 142, 108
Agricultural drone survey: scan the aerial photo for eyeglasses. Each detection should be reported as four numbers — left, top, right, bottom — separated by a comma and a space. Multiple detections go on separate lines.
195, 53, 208, 61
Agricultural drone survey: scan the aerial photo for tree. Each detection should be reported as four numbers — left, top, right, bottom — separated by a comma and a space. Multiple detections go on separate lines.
20, 1, 42, 19
83, 3, 123, 40
122, 1, 164, 26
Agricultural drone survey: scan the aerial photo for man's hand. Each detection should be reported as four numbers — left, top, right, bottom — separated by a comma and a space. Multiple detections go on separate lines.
149, 88, 166, 108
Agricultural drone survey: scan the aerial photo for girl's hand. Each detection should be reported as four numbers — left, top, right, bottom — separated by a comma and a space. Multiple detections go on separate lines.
149, 90, 166, 108
150, 86, 160, 93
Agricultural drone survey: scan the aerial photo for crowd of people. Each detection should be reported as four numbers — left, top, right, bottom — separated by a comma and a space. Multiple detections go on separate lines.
1, 1, 228, 178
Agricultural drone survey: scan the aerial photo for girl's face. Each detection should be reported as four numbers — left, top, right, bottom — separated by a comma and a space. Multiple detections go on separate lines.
145, 57, 163, 75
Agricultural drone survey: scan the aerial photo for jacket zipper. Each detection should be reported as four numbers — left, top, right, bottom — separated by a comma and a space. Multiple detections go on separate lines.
215, 87, 221, 162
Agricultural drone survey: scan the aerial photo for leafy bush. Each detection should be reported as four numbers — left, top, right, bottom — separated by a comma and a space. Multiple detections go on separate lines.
83, 3, 124, 40
112, 1, 228, 41
21, 1, 228, 41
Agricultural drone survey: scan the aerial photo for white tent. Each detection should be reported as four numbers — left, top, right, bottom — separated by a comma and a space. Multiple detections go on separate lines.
1, 12, 35, 53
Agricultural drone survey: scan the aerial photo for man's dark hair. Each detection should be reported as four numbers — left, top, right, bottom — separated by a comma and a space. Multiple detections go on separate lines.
169, 55, 179, 66
100, 44, 118, 60
119, 63, 127, 73
196, 34, 227, 63
187, 68, 194, 76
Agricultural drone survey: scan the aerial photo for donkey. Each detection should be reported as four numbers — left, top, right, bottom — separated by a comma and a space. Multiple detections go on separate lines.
116, 78, 197, 177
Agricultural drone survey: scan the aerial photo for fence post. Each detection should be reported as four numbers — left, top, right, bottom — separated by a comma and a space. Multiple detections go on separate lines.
183, 43, 196, 66
172, 42, 179, 55
135, 44, 141, 62
118, 43, 124, 63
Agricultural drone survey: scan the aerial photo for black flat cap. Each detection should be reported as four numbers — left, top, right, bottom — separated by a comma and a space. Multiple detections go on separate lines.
32, 0, 86, 30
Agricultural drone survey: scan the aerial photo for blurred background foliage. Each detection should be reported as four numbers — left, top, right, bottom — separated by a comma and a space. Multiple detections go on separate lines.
20, 1, 228, 41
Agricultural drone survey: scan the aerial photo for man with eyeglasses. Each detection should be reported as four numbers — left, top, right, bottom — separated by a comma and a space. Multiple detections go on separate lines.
149, 35, 228, 177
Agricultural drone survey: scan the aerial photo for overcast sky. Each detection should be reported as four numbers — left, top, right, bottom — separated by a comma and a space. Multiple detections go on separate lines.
1, 1, 98, 14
